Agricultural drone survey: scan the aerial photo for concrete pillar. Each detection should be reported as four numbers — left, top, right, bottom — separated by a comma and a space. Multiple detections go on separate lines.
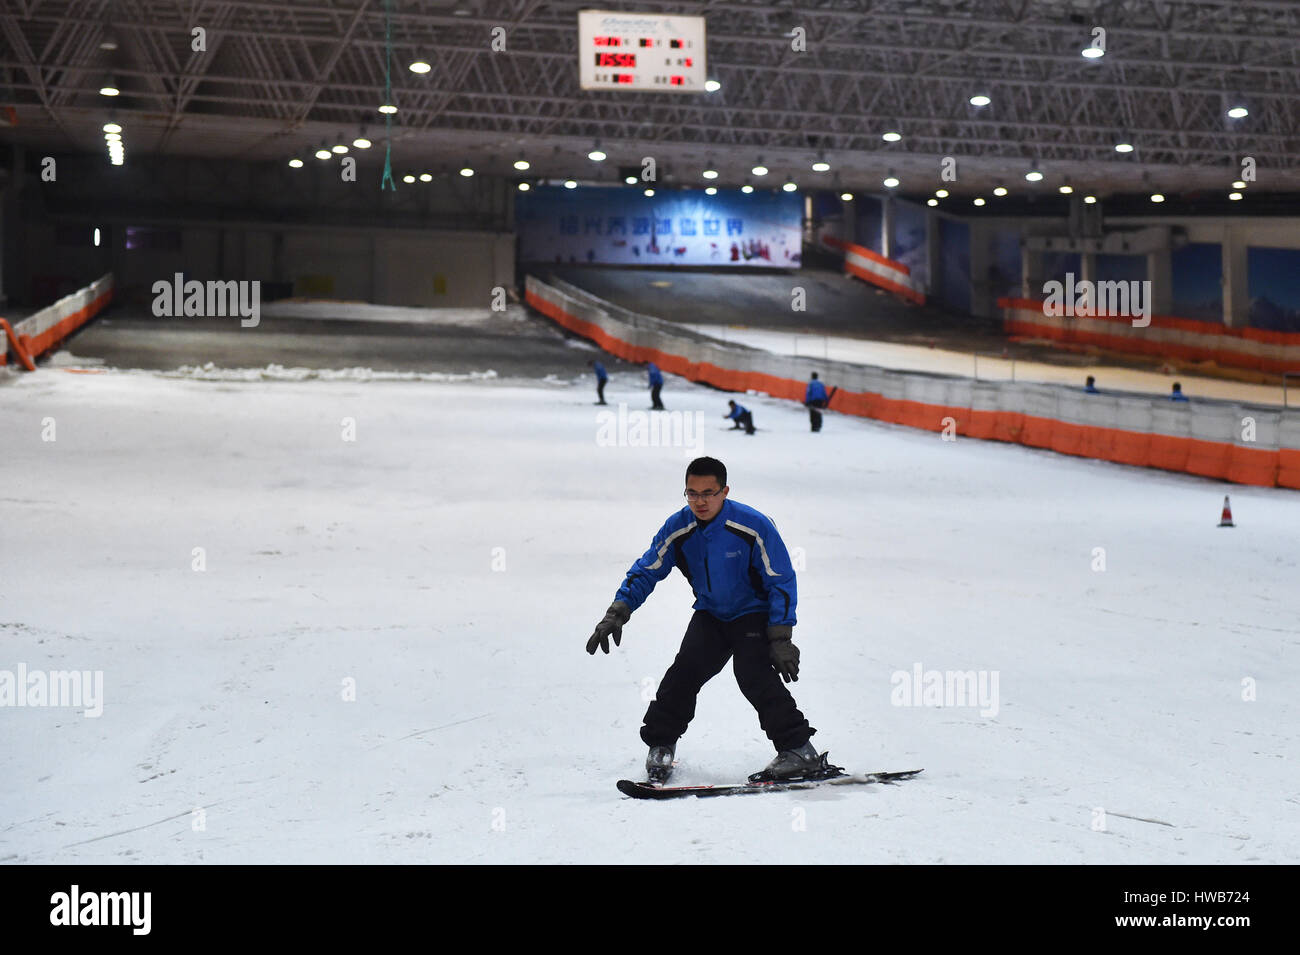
968, 221, 992, 318
1080, 251, 1097, 288
925, 210, 940, 297
1222, 227, 1249, 328
841, 196, 856, 246
1146, 248, 1172, 317
881, 194, 894, 259
1021, 244, 1043, 299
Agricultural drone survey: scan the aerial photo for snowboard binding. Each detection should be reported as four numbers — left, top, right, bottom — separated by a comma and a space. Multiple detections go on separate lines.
747, 752, 846, 785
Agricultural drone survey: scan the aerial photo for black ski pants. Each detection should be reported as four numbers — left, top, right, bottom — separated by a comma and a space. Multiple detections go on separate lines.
641, 610, 814, 753
807, 400, 826, 431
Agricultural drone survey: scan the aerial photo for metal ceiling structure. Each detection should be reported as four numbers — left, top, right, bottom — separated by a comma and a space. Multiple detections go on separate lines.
1, 0, 1298, 196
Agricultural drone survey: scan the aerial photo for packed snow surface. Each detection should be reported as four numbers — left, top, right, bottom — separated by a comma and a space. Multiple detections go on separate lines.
2, 364, 1296, 863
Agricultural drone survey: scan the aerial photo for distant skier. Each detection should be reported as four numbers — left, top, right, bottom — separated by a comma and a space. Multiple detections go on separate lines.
588, 359, 608, 405
647, 362, 665, 410
725, 399, 755, 435
805, 372, 829, 432
586, 456, 820, 783
1170, 382, 1189, 402
1084, 375, 1100, 394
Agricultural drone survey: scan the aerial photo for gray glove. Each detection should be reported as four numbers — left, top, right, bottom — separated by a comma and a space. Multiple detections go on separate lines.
767, 624, 800, 683
587, 601, 631, 655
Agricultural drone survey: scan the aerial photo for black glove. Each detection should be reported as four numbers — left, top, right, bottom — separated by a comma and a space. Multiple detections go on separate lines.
586, 601, 631, 655
767, 624, 800, 682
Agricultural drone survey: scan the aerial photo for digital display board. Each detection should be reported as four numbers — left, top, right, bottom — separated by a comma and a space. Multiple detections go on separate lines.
578, 10, 707, 92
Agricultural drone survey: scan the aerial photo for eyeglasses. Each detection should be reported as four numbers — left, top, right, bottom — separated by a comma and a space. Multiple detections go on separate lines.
684, 489, 722, 502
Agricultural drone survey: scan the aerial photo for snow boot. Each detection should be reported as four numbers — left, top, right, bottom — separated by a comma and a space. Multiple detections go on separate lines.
752, 740, 826, 782
645, 744, 675, 784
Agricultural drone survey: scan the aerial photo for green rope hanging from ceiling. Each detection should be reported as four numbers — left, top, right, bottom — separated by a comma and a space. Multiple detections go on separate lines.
380, 0, 396, 191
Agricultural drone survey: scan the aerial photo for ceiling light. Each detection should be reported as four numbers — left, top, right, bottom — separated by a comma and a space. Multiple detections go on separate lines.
702, 168, 719, 179
103, 122, 122, 134
741, 184, 753, 194
1228, 192, 1243, 200
1115, 140, 1134, 153
402, 175, 416, 183
1083, 195, 1097, 204
1232, 180, 1247, 189
705, 186, 717, 195
973, 197, 986, 206
99, 77, 120, 97
782, 180, 798, 192
377, 103, 398, 114
840, 192, 853, 201
419, 173, 432, 182
751, 163, 768, 176
288, 158, 304, 168
332, 144, 348, 154
460, 166, 474, 177
935, 189, 949, 198
881, 131, 902, 143
564, 179, 577, 189
993, 186, 1008, 197
883, 175, 899, 188
409, 60, 432, 74
644, 188, 655, 197
353, 137, 372, 149
1025, 167, 1044, 182
705, 78, 721, 92
624, 176, 637, 185
968, 94, 991, 107
1081, 47, 1104, 59
812, 160, 830, 172
1150, 193, 1165, 203
1059, 185, 1073, 194
518, 182, 531, 191
315, 147, 331, 160
1226, 105, 1248, 119
514, 157, 530, 171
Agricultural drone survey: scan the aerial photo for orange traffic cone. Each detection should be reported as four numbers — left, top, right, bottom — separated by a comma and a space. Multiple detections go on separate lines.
1217, 495, 1234, 527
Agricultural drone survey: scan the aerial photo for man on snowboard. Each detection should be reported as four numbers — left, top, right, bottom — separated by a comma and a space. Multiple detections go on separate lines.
586, 456, 820, 783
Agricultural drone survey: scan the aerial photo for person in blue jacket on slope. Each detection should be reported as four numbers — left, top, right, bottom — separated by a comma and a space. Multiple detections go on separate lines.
587, 359, 608, 405
805, 372, 829, 432
647, 362, 665, 410
586, 456, 821, 783
725, 399, 755, 434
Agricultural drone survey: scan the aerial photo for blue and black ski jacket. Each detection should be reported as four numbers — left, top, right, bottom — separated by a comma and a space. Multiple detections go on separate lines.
614, 498, 797, 627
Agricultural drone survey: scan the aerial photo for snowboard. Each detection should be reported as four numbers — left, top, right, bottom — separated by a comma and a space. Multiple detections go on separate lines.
617, 767, 923, 800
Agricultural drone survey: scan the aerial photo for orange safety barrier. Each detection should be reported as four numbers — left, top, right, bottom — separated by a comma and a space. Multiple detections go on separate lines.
1001, 297, 1300, 375
1, 318, 37, 371
531, 284, 1300, 491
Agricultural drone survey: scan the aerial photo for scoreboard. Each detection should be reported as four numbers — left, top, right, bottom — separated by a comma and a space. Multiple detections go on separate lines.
577, 10, 707, 92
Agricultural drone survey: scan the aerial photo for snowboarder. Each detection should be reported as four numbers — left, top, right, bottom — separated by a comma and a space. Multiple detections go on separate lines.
805, 372, 829, 432
586, 456, 819, 783
588, 359, 608, 405
724, 400, 755, 434
647, 362, 665, 409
